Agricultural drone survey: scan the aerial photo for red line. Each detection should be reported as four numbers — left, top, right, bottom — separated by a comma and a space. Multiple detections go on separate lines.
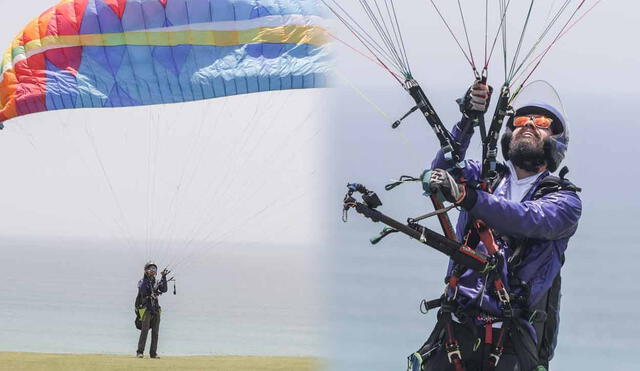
512, 0, 602, 88
326, 31, 404, 85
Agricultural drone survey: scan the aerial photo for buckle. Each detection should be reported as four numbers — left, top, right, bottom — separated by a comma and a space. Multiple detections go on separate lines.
494, 280, 510, 304
489, 352, 501, 367
479, 256, 497, 274
473, 338, 481, 351
528, 310, 547, 324
489, 345, 504, 366
496, 287, 510, 304
445, 343, 463, 364
444, 283, 459, 301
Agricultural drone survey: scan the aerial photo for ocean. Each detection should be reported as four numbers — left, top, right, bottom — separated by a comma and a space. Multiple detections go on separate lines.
1, 239, 325, 358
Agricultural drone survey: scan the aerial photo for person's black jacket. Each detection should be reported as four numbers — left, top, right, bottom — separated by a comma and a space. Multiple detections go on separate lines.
136, 274, 167, 314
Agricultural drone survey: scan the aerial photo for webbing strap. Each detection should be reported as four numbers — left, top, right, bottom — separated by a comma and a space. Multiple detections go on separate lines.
442, 268, 466, 371
487, 321, 509, 370
455, 212, 514, 371
441, 169, 512, 371
444, 313, 465, 371
475, 220, 499, 255
484, 323, 493, 346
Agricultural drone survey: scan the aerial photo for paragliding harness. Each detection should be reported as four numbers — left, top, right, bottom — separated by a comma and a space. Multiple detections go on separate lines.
343, 179, 512, 371
343, 166, 580, 371
134, 307, 145, 331
409, 168, 580, 371
134, 292, 151, 331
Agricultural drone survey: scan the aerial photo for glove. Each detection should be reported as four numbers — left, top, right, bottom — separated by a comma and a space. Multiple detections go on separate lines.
458, 81, 493, 115
428, 169, 465, 204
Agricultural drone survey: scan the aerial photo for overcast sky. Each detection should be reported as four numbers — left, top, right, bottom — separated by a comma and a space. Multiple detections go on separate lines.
0, 1, 329, 259
328, 1, 637, 92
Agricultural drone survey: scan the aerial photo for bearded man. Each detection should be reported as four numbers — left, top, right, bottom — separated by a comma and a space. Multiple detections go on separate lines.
409, 81, 582, 371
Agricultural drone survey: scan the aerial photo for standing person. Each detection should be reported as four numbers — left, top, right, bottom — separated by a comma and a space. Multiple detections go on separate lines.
409, 81, 582, 371
136, 262, 168, 359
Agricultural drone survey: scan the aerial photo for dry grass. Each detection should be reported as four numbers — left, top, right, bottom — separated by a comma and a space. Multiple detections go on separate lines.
0, 352, 322, 371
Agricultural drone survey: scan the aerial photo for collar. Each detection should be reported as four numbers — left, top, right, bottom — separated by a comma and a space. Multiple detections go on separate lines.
505, 160, 544, 185
495, 162, 550, 201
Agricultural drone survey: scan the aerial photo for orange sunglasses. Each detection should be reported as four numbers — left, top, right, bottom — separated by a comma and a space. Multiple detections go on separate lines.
513, 115, 553, 129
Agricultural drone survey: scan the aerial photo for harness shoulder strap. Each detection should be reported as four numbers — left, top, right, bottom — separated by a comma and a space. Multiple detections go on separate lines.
532, 166, 581, 200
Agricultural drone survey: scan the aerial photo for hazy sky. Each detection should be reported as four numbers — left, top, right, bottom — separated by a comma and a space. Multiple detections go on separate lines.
328, 1, 637, 94
0, 1, 329, 259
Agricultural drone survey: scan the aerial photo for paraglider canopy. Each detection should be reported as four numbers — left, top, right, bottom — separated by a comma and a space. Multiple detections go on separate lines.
0, 0, 330, 125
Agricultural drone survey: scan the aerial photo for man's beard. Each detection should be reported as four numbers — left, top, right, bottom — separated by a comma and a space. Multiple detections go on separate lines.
508, 136, 546, 172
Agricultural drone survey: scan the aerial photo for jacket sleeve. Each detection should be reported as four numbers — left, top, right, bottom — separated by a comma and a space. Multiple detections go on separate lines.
158, 276, 168, 293
467, 190, 582, 240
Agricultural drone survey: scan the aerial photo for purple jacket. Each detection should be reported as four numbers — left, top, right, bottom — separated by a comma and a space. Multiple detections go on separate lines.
431, 122, 582, 317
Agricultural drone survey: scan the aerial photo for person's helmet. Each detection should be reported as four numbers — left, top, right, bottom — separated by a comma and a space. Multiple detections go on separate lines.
144, 261, 158, 271
501, 80, 569, 172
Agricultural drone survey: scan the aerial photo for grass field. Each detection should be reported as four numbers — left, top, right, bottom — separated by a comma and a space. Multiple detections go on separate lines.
0, 352, 322, 371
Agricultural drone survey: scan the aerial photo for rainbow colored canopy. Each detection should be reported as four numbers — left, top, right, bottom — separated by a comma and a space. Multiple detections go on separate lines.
0, 0, 329, 124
